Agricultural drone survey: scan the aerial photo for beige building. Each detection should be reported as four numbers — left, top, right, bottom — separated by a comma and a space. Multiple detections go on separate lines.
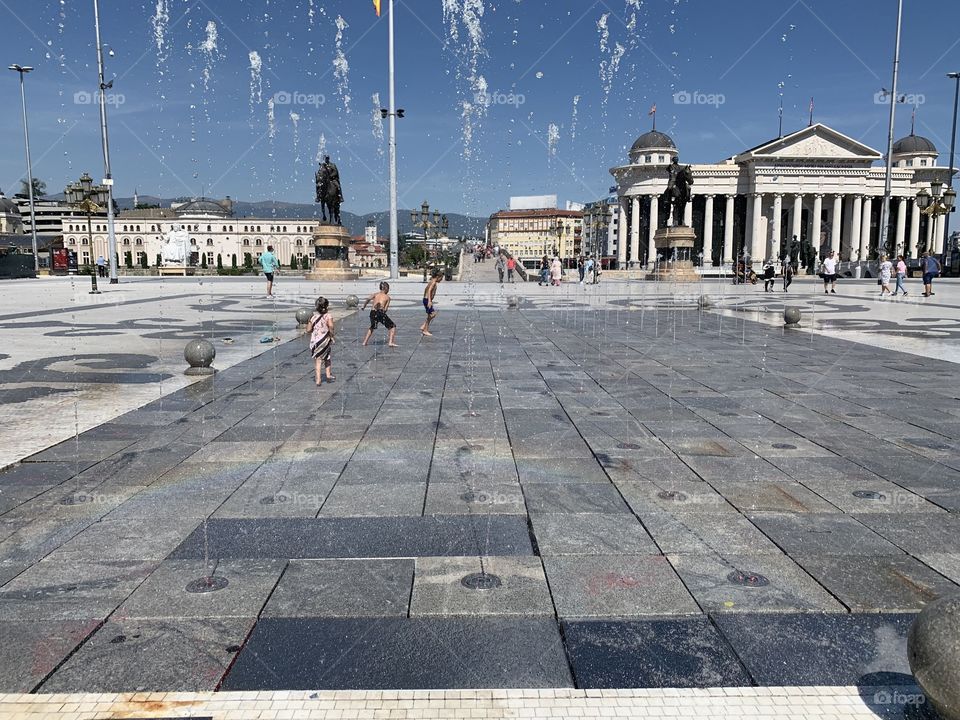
487, 208, 583, 268
62, 198, 318, 269
610, 123, 955, 270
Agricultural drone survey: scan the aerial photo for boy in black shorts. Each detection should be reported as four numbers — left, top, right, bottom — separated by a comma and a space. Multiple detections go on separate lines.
362, 281, 397, 347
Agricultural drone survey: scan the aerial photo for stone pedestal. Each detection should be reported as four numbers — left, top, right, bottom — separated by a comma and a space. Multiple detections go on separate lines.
305, 223, 359, 282
158, 265, 195, 277
647, 225, 699, 282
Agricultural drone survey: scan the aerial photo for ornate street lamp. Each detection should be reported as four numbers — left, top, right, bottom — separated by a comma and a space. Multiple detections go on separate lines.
65, 172, 110, 293
915, 181, 957, 255
411, 200, 449, 280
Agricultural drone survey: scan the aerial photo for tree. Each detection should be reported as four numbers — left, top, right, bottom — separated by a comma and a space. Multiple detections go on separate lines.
200, 254, 208, 269
300, 255, 310, 270
243, 252, 253, 268
19, 178, 46, 198
216, 254, 223, 270
290, 255, 298, 270
124, 251, 133, 268
139, 253, 148, 269
231, 254, 237, 268
156, 253, 162, 267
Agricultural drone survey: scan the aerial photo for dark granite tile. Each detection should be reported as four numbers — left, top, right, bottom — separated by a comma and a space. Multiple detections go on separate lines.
712, 612, 915, 686
562, 618, 751, 688
221, 617, 572, 689
169, 516, 534, 559
749, 512, 904, 556
0, 619, 101, 692
522, 483, 630, 514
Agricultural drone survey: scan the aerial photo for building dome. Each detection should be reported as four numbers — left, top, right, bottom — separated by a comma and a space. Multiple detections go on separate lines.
892, 134, 937, 156
631, 130, 677, 153
0, 195, 20, 215
629, 130, 678, 164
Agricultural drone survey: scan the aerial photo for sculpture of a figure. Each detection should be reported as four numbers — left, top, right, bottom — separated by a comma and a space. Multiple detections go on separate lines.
161, 224, 191, 265
663, 157, 694, 227
315, 155, 344, 225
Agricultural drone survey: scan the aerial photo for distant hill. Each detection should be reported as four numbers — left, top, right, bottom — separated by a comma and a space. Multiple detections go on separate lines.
103, 196, 489, 239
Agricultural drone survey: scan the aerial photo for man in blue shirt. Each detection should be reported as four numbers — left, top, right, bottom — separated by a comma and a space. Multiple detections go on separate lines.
260, 245, 278, 297
921, 251, 941, 297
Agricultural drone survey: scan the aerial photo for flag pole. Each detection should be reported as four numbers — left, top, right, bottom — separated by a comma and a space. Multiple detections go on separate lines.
879, 0, 903, 260
387, 0, 399, 279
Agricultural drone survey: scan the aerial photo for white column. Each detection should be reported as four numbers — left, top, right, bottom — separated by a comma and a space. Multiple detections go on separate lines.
723, 194, 735, 264
617, 201, 628, 266
895, 196, 907, 256
791, 195, 803, 246
771, 194, 783, 261
630, 196, 641, 266
933, 214, 944, 254
811, 194, 823, 255
702, 195, 714, 266
925, 210, 934, 255
647, 195, 658, 267
684, 195, 694, 227
909, 201, 921, 257
831, 195, 843, 256
750, 193, 764, 264
859, 196, 872, 259
849, 195, 862, 261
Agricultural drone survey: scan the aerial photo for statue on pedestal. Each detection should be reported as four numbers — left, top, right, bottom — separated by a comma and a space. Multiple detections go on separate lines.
160, 224, 191, 265
663, 157, 694, 227
315, 155, 344, 225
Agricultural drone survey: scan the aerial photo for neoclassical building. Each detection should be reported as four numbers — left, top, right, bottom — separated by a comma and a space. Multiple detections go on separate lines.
610, 123, 955, 269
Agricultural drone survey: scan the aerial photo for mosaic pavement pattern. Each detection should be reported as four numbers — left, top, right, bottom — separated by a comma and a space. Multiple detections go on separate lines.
0, 303, 958, 694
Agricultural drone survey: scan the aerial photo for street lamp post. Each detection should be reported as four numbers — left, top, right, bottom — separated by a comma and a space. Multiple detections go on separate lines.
945, 71, 960, 252
555, 218, 564, 263
411, 200, 448, 281
65, 173, 110, 294
9, 64, 39, 274
93, 0, 118, 284
915, 180, 957, 255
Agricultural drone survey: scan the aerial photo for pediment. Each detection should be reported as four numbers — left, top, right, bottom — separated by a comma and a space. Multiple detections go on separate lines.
737, 124, 882, 163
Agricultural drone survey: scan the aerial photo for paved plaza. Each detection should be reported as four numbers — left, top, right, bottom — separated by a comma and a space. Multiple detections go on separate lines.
0, 274, 959, 717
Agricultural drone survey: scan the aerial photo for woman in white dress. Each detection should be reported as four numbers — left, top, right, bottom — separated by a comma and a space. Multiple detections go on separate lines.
878, 254, 893, 297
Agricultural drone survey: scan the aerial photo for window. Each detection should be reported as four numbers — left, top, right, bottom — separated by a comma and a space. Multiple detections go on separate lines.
123, 225, 128, 232
920, 159, 928, 167
122, 238, 130, 246
257, 226, 261, 232
646, 155, 652, 164
81, 237, 89, 245
255, 238, 262, 246
296, 239, 303, 246
242, 239, 250, 246
659, 155, 665, 163
207, 251, 214, 264
207, 225, 212, 232
67, 237, 75, 245
206, 238, 214, 246
135, 238, 143, 245
82, 251, 90, 264
137, 225, 141, 232
151, 225, 156, 232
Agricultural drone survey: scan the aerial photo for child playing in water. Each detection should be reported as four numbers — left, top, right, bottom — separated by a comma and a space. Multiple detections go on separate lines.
306, 296, 335, 385
362, 281, 398, 347
420, 269, 443, 336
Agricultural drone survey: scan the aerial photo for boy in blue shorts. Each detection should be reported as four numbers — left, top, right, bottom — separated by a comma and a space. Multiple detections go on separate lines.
420, 269, 443, 336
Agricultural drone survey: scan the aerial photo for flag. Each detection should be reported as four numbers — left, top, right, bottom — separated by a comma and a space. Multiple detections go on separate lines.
373, 0, 381, 16
648, 104, 656, 116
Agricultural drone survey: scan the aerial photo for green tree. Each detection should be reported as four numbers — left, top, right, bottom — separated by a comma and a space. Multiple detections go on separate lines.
200, 254, 208, 269
124, 251, 133, 268
216, 254, 223, 269
155, 253, 162, 267
243, 252, 253, 268
19, 178, 46, 198
231, 254, 237, 268
290, 255, 298, 270
139, 253, 148, 269
300, 255, 310, 270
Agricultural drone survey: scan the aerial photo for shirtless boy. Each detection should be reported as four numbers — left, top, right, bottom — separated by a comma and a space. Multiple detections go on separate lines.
362, 281, 398, 347
420, 270, 443, 336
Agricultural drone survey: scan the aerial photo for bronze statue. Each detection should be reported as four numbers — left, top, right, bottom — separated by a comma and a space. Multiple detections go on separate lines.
315, 155, 344, 225
663, 157, 694, 226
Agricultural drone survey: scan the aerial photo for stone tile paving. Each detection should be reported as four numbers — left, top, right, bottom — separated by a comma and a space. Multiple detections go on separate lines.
0, 302, 957, 694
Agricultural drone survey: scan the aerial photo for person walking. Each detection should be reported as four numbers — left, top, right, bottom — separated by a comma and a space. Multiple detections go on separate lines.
820, 251, 838, 294
921, 251, 941, 297
893, 255, 908, 296
550, 256, 563, 286
260, 244, 278, 297
495, 253, 505, 284
585, 256, 596, 285
878, 254, 893, 297
420, 269, 443, 336
762, 259, 776, 292
361, 281, 397, 347
577, 255, 586, 284
96, 255, 106, 278
538, 256, 549, 286
506, 256, 516, 283
307, 296, 335, 385
782, 257, 794, 292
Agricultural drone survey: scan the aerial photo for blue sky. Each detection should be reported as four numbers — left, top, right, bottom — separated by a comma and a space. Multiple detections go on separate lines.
2, 0, 959, 216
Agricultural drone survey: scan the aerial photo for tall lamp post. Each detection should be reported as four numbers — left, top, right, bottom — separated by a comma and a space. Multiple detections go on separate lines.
945, 71, 960, 253
915, 180, 957, 255
411, 200, 448, 280
554, 218, 564, 262
9, 64, 39, 274
93, 0, 118, 283
65, 173, 110, 294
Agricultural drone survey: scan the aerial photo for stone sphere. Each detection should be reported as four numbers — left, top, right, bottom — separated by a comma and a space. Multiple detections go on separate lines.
295, 307, 312, 325
698, 295, 713, 309
345, 294, 359, 308
783, 306, 801, 326
507, 296, 520, 309
184, 339, 216, 375
908, 595, 960, 720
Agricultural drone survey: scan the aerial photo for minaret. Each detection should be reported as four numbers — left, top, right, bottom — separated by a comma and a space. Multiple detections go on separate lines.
133, 188, 139, 209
